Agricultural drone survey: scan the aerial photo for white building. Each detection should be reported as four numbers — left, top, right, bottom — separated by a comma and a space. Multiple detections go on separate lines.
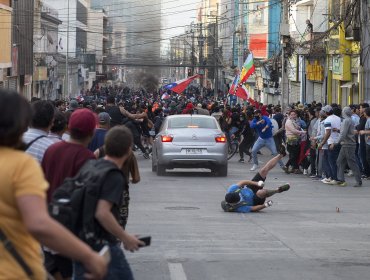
288, 0, 328, 104
43, 0, 90, 97
33, 0, 62, 100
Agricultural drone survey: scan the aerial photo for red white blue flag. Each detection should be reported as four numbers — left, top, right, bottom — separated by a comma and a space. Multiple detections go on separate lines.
229, 74, 239, 94
164, 74, 200, 94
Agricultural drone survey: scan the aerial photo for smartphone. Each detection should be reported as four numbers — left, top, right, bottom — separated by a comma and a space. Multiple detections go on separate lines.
138, 236, 151, 247
99, 245, 111, 263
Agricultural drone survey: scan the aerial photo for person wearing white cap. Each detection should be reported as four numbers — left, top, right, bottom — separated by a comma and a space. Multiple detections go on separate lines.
196, 103, 210, 115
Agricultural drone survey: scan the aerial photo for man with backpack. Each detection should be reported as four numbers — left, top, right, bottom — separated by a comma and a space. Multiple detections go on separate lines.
66, 126, 144, 279
221, 149, 289, 213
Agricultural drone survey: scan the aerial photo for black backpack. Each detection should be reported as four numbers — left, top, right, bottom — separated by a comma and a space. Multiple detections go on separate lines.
49, 159, 121, 244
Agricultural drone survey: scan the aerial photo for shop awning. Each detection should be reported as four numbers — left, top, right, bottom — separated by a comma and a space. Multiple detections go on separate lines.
340, 82, 358, 88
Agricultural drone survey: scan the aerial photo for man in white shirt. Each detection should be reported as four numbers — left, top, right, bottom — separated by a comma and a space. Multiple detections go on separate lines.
318, 105, 342, 184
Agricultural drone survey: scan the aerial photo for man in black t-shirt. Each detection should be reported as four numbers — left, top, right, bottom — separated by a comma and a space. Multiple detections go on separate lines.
73, 126, 144, 280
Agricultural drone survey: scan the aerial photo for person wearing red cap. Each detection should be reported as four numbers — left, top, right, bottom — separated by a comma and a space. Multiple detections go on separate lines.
41, 108, 97, 279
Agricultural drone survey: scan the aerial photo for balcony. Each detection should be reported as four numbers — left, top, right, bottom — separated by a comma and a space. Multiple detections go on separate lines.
294, 0, 314, 6
296, 32, 326, 57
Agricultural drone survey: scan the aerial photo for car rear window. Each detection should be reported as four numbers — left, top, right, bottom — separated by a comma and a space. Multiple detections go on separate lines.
168, 117, 217, 129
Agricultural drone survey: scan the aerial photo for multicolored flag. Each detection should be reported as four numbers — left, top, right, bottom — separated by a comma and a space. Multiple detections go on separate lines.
228, 74, 239, 94
164, 74, 200, 94
238, 53, 255, 85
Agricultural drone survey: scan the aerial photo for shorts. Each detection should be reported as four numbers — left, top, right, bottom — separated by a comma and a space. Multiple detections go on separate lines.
251, 172, 266, 206
44, 251, 73, 278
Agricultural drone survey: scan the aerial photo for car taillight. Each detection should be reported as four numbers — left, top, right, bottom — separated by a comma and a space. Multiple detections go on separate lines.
161, 135, 173, 142
215, 136, 226, 143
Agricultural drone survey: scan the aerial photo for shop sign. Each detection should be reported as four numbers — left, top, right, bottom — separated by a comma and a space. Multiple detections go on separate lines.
306, 60, 323, 81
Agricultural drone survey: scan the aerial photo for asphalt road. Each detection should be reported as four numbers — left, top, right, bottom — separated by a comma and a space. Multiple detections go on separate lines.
125, 150, 370, 280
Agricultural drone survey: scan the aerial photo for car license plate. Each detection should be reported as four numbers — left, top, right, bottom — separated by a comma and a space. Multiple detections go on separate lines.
186, 148, 203, 154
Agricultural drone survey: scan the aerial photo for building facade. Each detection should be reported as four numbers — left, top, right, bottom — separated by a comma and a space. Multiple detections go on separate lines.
33, 0, 62, 100
0, 0, 12, 90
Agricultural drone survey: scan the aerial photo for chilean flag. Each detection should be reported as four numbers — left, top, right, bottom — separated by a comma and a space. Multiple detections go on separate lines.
161, 92, 170, 100
229, 75, 239, 94
164, 74, 200, 94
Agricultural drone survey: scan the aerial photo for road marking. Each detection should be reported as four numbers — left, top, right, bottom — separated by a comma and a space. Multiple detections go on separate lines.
168, 263, 187, 280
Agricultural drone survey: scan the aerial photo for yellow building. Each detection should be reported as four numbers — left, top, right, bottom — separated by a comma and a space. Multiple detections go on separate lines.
0, 0, 12, 81
327, 0, 361, 106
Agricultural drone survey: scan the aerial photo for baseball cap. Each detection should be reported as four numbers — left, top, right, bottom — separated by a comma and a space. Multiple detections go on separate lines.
98, 112, 111, 125
319, 110, 327, 118
68, 109, 97, 136
69, 100, 79, 110
225, 192, 241, 204
322, 105, 333, 113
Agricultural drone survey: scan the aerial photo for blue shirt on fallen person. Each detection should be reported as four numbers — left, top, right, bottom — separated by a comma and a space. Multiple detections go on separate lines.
226, 184, 254, 213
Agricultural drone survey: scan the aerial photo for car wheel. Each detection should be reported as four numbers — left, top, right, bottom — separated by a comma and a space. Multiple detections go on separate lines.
217, 164, 228, 177
151, 158, 157, 172
156, 164, 166, 176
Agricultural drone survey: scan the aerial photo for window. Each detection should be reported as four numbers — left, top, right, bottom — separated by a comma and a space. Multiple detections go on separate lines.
168, 117, 217, 129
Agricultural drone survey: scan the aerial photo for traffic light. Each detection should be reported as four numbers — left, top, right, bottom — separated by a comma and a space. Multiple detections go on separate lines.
187, 68, 193, 77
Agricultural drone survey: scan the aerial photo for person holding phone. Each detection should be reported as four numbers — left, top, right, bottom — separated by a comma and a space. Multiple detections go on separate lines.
73, 126, 145, 280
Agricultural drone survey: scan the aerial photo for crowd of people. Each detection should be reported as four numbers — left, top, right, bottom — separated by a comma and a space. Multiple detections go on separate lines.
28, 86, 370, 190
77, 86, 370, 188
1, 84, 370, 279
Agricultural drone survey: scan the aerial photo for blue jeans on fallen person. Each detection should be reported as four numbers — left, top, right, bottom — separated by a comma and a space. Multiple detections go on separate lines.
73, 243, 134, 280
251, 136, 284, 167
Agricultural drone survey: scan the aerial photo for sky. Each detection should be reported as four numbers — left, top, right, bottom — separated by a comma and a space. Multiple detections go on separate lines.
161, 0, 200, 39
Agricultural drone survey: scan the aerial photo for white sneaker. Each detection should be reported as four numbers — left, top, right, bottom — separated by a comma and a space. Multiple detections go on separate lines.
303, 169, 308, 175
321, 178, 331, 184
250, 164, 258, 171
347, 170, 353, 177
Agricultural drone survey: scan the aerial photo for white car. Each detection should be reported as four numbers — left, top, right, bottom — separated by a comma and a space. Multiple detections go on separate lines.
152, 115, 228, 176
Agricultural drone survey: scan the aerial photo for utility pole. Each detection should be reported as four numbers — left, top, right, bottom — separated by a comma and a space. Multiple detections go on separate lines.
239, 1, 245, 69
214, 3, 219, 99
183, 36, 186, 78
360, 0, 370, 102
191, 26, 195, 76
65, 0, 70, 99
199, 23, 205, 96
280, 0, 290, 110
